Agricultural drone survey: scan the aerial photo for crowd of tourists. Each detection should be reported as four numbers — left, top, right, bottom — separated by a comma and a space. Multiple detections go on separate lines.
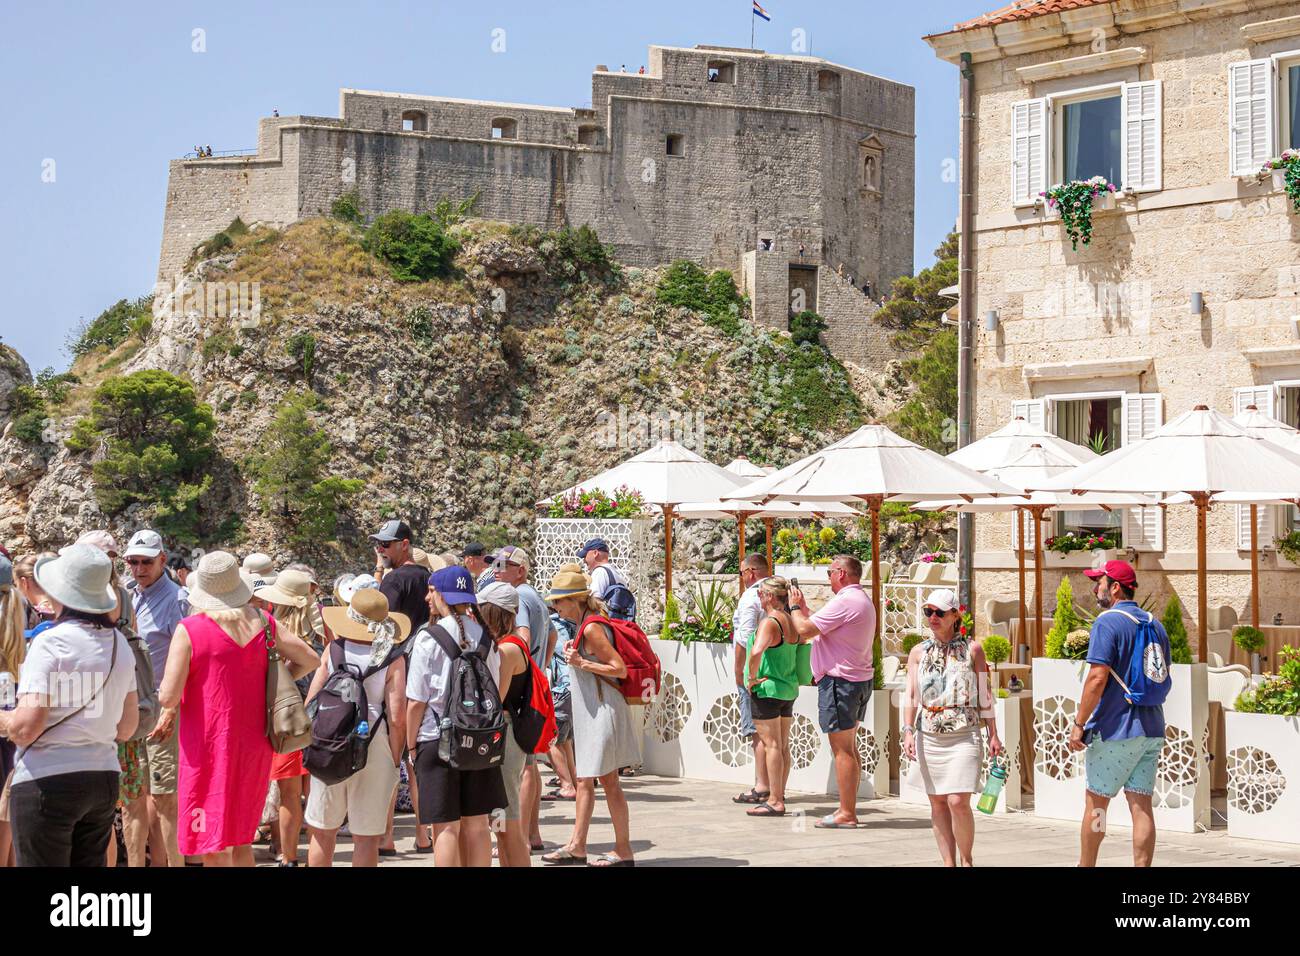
0, 511, 1172, 868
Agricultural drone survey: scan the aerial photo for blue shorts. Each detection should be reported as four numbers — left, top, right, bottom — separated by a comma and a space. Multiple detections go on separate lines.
1085, 735, 1166, 799
737, 685, 756, 738
817, 676, 871, 734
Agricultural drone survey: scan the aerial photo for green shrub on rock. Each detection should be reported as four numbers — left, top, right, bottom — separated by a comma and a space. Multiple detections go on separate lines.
363, 210, 460, 281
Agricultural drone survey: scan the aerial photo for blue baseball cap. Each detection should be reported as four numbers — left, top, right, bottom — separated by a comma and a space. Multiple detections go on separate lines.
0, 554, 11, 588
428, 566, 477, 605
577, 538, 610, 559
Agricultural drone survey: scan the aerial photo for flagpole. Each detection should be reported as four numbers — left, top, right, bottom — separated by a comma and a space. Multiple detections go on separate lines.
751, 11, 755, 50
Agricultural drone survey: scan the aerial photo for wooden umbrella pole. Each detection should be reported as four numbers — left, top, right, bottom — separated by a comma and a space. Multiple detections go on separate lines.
868, 495, 882, 643
1250, 503, 1260, 631
765, 518, 774, 573
664, 504, 675, 602
738, 514, 747, 593
1033, 506, 1046, 659
1196, 493, 1208, 663
1017, 508, 1028, 660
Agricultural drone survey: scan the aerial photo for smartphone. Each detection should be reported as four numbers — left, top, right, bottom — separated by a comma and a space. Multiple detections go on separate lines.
790, 578, 800, 590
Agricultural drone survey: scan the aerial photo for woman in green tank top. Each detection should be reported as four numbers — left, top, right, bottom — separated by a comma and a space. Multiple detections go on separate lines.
743, 577, 800, 818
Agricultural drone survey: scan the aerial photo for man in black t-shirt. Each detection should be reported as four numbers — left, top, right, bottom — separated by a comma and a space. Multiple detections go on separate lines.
371, 519, 433, 632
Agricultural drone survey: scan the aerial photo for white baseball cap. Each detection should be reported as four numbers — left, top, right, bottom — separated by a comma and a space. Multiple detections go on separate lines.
922, 588, 960, 613
123, 529, 164, 559
338, 572, 379, 605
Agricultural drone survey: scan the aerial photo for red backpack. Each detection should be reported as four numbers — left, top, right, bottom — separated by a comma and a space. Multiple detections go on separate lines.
577, 616, 662, 704
498, 635, 558, 754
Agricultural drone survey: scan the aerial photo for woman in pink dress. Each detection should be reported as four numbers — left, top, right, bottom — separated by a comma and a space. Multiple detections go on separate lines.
153, 551, 318, 866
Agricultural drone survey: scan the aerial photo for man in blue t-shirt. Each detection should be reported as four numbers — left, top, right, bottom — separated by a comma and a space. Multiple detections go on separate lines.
1069, 560, 1171, 867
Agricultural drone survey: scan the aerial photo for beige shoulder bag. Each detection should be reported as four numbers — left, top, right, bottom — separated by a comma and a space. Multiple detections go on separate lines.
265, 613, 312, 754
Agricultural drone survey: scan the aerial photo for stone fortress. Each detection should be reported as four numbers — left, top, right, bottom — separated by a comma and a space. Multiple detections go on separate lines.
158, 44, 916, 367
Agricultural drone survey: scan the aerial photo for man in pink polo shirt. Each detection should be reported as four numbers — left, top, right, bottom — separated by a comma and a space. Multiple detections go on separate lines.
789, 553, 876, 829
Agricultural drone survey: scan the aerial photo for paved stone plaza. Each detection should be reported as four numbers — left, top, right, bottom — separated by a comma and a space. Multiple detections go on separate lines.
298, 775, 1300, 867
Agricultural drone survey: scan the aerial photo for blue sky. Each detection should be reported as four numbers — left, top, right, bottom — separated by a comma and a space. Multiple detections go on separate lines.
0, 0, 983, 371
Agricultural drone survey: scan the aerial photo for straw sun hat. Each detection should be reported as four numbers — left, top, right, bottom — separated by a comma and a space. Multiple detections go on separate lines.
253, 568, 314, 608
187, 551, 254, 612
544, 567, 590, 603
322, 587, 411, 646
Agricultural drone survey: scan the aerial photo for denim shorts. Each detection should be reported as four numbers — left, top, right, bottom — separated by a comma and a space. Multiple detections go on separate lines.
1085, 734, 1166, 799
737, 685, 756, 738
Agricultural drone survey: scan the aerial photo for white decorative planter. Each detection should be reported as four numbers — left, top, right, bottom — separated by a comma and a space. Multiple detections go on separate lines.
897, 693, 1023, 814
1224, 711, 1300, 846
1094, 190, 1116, 211
1272, 168, 1288, 190
775, 563, 830, 584
1031, 658, 1209, 833
1048, 548, 1119, 568
642, 638, 890, 798
534, 516, 654, 626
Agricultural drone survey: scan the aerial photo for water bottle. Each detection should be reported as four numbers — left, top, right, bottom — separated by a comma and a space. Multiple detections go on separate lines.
356, 720, 370, 737
977, 760, 1008, 814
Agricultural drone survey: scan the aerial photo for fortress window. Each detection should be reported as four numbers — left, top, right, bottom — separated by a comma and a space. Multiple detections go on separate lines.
401, 110, 427, 132
666, 134, 685, 157
817, 70, 841, 93
491, 118, 518, 140
706, 60, 736, 84
577, 125, 601, 146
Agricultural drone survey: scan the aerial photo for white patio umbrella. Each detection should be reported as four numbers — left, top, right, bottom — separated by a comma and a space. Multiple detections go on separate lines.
676, 497, 860, 590
1036, 405, 1300, 659
723, 456, 775, 478
723, 424, 1022, 660
918, 444, 1156, 656
946, 415, 1099, 472
537, 440, 747, 600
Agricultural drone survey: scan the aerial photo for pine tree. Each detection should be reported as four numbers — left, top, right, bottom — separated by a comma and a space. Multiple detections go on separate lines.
1162, 594, 1193, 664
1046, 576, 1085, 659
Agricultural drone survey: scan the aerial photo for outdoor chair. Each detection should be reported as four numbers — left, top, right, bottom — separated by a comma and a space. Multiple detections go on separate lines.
1207, 664, 1251, 709
983, 597, 1019, 641
1205, 605, 1237, 665
880, 655, 901, 684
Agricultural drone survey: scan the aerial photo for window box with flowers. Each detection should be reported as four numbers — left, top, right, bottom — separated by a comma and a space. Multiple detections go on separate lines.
1044, 530, 1119, 566
1041, 177, 1118, 250
1261, 150, 1300, 213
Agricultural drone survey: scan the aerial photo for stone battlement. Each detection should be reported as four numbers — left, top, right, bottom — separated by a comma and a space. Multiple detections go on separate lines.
156, 44, 915, 368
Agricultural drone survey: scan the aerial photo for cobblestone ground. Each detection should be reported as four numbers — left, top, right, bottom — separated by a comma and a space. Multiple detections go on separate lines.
264, 775, 1300, 867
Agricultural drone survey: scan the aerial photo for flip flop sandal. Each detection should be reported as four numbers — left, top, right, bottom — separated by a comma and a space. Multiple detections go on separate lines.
542, 788, 577, 801
530, 842, 546, 853
546, 777, 561, 788
541, 848, 588, 866
814, 814, 863, 829
378, 847, 398, 857
588, 853, 635, 867
732, 788, 771, 804
746, 803, 787, 817
414, 843, 434, 854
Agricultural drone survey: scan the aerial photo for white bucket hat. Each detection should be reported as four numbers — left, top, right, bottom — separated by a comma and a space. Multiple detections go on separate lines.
189, 551, 254, 612
34, 544, 118, 614
337, 572, 379, 606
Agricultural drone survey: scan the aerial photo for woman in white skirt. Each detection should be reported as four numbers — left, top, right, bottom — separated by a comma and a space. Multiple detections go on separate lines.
903, 588, 1002, 866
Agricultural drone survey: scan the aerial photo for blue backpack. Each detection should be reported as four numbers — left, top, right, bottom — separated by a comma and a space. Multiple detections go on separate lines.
595, 566, 637, 621
1098, 607, 1172, 707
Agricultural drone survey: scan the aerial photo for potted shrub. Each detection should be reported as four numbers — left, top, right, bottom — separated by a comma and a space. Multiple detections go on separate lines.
660, 582, 734, 647
1041, 176, 1118, 249
1161, 594, 1194, 665
1044, 576, 1086, 659
1224, 645, 1300, 845
1275, 530, 1300, 566
982, 634, 1011, 689
1234, 624, 1267, 675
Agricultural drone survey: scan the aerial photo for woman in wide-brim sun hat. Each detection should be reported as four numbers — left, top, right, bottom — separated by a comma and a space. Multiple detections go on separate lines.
404, 565, 506, 868
901, 587, 1002, 867
0, 544, 139, 866
540, 567, 637, 868
302, 588, 411, 868
252, 567, 321, 865
153, 550, 319, 867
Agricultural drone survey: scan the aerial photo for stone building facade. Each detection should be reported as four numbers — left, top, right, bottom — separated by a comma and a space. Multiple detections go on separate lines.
926, 0, 1300, 649
157, 44, 916, 368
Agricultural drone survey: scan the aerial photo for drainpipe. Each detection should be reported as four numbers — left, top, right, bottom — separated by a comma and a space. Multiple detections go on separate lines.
957, 50, 976, 613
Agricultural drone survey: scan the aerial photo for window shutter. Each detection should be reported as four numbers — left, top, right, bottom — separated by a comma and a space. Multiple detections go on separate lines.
1121, 393, 1164, 551
1233, 385, 1278, 550
1011, 98, 1048, 206
1011, 398, 1046, 430
1122, 81, 1161, 192
1228, 59, 1275, 177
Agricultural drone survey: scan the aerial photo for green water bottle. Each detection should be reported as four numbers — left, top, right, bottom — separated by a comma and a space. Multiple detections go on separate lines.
977, 760, 1008, 814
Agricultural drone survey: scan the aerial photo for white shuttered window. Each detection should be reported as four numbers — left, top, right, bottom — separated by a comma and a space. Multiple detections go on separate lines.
1233, 385, 1279, 550
1122, 81, 1162, 192
1011, 98, 1048, 206
1228, 59, 1276, 177
1121, 393, 1164, 551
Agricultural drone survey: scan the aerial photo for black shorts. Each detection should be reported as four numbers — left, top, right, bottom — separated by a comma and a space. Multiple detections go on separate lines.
751, 694, 795, 721
414, 741, 508, 825
817, 676, 872, 733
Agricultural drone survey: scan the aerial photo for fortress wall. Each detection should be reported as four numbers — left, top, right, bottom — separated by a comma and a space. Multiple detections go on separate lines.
340, 91, 576, 144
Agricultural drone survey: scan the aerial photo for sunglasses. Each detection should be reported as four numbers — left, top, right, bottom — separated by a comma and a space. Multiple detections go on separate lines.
125, 557, 156, 567
921, 607, 952, 618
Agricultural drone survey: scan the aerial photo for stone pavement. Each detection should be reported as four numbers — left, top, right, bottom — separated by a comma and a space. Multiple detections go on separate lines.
294, 775, 1300, 867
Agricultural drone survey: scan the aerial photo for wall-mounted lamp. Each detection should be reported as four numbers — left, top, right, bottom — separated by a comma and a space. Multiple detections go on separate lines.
1190, 292, 1203, 316
984, 310, 999, 332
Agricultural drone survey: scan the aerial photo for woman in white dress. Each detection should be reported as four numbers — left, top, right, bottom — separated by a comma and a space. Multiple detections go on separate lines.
902, 588, 1002, 867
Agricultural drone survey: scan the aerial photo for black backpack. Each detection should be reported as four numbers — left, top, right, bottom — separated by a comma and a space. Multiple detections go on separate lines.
597, 567, 638, 622
430, 624, 506, 771
303, 640, 396, 786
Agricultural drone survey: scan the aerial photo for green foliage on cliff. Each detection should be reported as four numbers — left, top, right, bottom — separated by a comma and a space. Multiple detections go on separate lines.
245, 391, 364, 546
330, 190, 363, 225
65, 370, 216, 543
69, 295, 154, 357
789, 310, 828, 347
889, 329, 957, 452
877, 232, 958, 353
363, 211, 461, 281
656, 260, 744, 336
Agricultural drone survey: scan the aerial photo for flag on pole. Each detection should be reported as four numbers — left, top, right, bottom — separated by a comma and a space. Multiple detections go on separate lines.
752, 1, 771, 21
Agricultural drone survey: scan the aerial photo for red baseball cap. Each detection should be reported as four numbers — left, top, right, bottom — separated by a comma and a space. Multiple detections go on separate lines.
1083, 559, 1137, 588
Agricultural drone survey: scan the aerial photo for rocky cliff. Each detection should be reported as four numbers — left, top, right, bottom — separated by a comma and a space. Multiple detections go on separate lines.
0, 217, 910, 579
